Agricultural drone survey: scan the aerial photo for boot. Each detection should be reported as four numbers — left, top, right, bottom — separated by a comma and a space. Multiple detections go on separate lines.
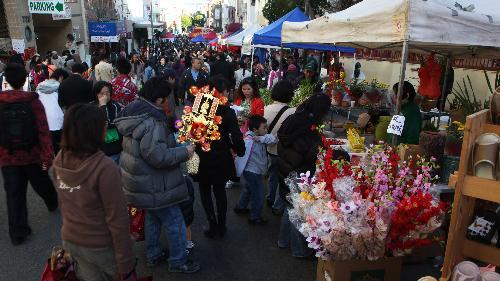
218, 213, 227, 237
203, 219, 217, 238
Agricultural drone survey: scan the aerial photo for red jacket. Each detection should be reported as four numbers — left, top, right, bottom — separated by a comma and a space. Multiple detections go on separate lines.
0, 90, 53, 167
234, 97, 265, 117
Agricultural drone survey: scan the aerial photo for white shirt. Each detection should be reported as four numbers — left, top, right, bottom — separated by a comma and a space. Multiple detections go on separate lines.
234, 68, 251, 89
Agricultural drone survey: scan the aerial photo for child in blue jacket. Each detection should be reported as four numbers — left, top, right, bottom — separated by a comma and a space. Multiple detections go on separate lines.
234, 115, 277, 224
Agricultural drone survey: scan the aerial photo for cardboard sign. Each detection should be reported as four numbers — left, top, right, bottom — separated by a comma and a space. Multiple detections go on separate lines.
11, 39, 25, 54
387, 115, 405, 136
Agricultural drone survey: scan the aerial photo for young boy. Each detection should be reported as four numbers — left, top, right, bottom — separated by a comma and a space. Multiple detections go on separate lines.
234, 115, 277, 225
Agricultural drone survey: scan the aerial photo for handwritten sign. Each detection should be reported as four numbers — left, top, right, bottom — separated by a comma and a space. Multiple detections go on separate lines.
11, 39, 25, 54
387, 115, 405, 136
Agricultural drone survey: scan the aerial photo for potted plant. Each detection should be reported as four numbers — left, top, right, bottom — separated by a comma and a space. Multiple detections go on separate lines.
444, 121, 464, 156
447, 76, 485, 123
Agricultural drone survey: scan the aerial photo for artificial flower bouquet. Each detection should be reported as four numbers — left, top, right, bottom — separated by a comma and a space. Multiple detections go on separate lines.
287, 141, 445, 261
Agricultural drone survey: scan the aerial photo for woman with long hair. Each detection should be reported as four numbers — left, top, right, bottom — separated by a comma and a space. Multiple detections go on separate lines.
233, 77, 265, 133
276, 94, 331, 258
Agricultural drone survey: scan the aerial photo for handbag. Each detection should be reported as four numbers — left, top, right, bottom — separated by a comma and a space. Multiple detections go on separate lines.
40, 246, 79, 281
128, 206, 145, 242
105, 127, 120, 144
186, 152, 200, 175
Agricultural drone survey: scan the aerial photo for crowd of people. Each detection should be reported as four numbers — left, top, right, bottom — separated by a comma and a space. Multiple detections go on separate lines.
0, 36, 421, 280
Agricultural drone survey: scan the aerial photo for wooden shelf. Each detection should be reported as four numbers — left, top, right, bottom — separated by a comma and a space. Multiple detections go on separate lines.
463, 239, 500, 266
441, 110, 500, 280
462, 176, 500, 203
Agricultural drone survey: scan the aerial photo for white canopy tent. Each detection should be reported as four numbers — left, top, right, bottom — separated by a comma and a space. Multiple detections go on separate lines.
224, 24, 262, 46
282, 0, 500, 118
282, 0, 500, 58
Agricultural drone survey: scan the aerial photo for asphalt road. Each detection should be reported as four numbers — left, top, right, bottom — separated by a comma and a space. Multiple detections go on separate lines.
0, 174, 441, 281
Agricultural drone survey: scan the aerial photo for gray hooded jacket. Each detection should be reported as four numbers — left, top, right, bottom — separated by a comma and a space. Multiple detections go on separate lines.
115, 98, 189, 209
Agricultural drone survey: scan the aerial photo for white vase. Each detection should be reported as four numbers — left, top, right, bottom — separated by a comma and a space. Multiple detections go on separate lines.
481, 271, 500, 281
452, 261, 480, 281
418, 277, 438, 281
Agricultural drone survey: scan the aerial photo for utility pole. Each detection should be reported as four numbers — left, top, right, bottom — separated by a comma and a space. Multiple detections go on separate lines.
150, 2, 154, 50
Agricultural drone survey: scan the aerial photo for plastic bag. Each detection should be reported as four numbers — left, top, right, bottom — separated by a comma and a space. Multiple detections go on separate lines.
128, 206, 145, 242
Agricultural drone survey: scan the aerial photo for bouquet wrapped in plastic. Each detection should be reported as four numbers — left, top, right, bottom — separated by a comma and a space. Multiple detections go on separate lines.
287, 141, 445, 261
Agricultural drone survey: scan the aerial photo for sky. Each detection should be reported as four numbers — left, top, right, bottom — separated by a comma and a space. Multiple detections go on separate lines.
127, 0, 210, 19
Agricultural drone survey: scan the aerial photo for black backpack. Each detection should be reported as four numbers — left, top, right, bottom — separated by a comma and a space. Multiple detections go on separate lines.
0, 102, 39, 152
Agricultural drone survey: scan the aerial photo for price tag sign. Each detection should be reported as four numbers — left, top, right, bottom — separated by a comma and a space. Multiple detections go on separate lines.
387, 115, 405, 136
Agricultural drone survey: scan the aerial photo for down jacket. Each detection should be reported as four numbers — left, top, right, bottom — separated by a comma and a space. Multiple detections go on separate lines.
115, 98, 189, 209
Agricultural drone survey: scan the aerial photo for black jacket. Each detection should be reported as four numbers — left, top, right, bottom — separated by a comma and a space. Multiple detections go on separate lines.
210, 60, 235, 86
195, 105, 245, 184
58, 74, 93, 108
178, 68, 209, 104
277, 112, 322, 204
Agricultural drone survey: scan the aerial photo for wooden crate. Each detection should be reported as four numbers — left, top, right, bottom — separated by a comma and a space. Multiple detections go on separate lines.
440, 110, 500, 281
317, 258, 402, 281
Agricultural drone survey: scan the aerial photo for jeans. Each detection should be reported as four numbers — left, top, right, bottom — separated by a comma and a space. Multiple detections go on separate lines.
198, 180, 227, 225
62, 240, 117, 281
1, 164, 58, 240
278, 208, 313, 258
237, 171, 265, 220
267, 155, 285, 211
108, 154, 120, 165
145, 205, 187, 267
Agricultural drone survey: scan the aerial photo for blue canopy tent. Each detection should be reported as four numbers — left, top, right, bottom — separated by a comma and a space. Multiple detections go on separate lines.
191, 35, 207, 43
251, 7, 355, 53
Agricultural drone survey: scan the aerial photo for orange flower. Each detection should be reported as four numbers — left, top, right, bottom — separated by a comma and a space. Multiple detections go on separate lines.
183, 106, 192, 114
189, 86, 199, 95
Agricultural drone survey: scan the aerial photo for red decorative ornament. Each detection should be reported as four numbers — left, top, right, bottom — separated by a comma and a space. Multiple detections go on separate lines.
189, 86, 199, 95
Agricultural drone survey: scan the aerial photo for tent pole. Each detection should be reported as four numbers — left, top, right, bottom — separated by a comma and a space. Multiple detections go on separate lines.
392, 39, 410, 145
395, 40, 409, 115
439, 56, 452, 113
279, 45, 283, 80
250, 46, 255, 75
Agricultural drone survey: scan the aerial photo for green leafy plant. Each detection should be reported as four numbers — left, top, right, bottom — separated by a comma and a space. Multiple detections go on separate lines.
447, 76, 485, 116
484, 70, 500, 94
290, 80, 317, 107
259, 88, 273, 106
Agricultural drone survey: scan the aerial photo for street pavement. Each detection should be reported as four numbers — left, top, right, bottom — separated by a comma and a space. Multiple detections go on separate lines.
0, 176, 440, 281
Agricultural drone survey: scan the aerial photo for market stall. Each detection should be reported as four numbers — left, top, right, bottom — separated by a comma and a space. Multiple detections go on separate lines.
282, 0, 500, 115
280, 0, 500, 280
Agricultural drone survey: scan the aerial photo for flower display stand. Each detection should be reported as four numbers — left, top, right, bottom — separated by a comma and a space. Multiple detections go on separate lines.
440, 109, 500, 280
316, 258, 402, 281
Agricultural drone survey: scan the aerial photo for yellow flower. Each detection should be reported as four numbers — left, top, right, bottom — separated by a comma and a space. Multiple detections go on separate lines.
300, 191, 315, 201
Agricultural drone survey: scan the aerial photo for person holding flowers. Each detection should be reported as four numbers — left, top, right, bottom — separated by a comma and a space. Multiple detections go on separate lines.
196, 75, 246, 238
233, 77, 265, 133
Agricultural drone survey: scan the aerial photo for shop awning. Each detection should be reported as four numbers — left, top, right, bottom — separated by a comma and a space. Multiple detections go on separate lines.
282, 0, 500, 58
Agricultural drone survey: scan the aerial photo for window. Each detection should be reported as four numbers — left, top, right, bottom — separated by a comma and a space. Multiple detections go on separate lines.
0, 1, 8, 38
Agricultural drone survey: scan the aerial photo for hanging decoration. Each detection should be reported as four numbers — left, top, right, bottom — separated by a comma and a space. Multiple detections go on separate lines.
176, 86, 226, 151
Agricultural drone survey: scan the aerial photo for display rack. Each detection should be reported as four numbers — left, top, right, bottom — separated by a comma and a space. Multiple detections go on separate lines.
441, 109, 500, 280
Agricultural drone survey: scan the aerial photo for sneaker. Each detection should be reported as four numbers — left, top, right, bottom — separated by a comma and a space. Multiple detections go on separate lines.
248, 217, 268, 225
168, 260, 201, 274
233, 207, 250, 214
146, 251, 167, 268
225, 181, 234, 189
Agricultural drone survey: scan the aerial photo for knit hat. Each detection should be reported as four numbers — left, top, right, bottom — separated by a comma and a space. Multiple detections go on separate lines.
304, 61, 316, 72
